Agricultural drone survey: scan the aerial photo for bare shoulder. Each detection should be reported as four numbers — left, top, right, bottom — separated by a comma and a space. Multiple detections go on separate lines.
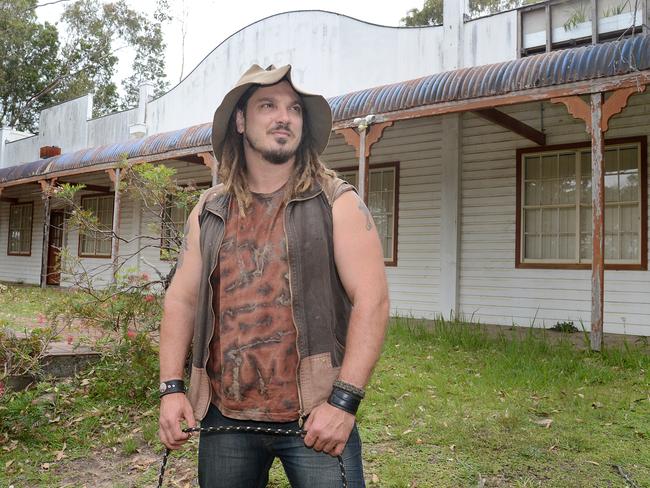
333, 190, 374, 232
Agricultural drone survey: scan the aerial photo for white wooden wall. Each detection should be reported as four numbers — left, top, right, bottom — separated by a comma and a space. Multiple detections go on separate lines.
0, 185, 44, 285
458, 91, 650, 336
325, 118, 443, 319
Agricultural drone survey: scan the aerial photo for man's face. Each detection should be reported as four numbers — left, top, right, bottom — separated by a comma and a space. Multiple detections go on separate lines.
235, 80, 304, 165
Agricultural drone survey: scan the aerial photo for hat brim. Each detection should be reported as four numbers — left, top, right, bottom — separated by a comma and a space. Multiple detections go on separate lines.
211, 65, 332, 159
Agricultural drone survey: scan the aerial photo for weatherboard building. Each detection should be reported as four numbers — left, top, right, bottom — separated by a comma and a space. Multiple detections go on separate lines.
1, 1, 650, 342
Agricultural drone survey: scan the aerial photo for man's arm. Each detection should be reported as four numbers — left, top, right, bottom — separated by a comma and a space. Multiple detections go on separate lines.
158, 198, 205, 450
303, 190, 389, 456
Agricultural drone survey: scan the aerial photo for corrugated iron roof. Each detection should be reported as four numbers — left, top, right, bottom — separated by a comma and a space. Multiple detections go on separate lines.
328, 35, 650, 121
1, 35, 649, 186
0, 123, 212, 184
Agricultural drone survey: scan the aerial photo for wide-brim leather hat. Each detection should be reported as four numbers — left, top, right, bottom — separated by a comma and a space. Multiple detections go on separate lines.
211, 64, 332, 159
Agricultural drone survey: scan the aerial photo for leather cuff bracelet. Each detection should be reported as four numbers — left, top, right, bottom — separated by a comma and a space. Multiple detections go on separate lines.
327, 386, 362, 415
333, 379, 365, 399
159, 379, 185, 398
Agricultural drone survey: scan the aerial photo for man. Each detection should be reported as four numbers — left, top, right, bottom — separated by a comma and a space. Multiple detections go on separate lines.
158, 64, 389, 487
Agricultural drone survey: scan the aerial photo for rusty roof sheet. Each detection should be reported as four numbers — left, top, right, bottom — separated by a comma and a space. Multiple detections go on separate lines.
1, 35, 648, 186
329, 35, 650, 121
0, 123, 212, 185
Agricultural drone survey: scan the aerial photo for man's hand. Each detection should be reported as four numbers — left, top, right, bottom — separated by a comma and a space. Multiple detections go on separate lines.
303, 402, 355, 457
159, 393, 197, 449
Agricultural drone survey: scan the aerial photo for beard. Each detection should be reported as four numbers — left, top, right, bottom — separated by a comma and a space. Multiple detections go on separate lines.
243, 126, 300, 165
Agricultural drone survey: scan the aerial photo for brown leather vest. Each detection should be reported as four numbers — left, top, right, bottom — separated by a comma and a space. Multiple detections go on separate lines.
187, 176, 354, 421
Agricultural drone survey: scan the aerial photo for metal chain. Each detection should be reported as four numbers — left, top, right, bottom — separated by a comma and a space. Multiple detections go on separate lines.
156, 425, 348, 488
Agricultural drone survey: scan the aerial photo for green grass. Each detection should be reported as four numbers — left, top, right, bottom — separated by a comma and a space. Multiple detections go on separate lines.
0, 284, 66, 330
1, 313, 649, 487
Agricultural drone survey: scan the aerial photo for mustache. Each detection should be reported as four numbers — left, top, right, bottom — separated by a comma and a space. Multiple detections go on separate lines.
269, 122, 293, 136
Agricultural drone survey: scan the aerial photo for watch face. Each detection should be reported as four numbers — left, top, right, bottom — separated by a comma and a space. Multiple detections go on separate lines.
159, 382, 167, 393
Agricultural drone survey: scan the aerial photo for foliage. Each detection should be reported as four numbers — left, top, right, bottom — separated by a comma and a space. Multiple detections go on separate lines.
401, 0, 541, 26
550, 320, 579, 333
0, 0, 60, 132
0, 0, 170, 132
43, 271, 163, 336
0, 326, 59, 381
602, 0, 631, 18
1, 314, 649, 486
563, 1, 589, 31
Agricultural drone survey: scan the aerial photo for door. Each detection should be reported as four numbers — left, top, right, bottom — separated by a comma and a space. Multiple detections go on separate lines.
46, 211, 64, 286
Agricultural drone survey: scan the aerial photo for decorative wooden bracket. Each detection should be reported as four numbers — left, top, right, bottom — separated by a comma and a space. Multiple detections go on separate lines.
38, 178, 58, 198
551, 85, 646, 134
198, 151, 217, 170
473, 108, 546, 145
106, 169, 120, 185
335, 121, 393, 158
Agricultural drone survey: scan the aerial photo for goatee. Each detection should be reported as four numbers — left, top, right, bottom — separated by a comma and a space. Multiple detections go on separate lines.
243, 133, 297, 165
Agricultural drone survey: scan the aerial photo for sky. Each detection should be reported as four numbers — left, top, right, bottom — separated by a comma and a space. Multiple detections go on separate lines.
36, 0, 417, 90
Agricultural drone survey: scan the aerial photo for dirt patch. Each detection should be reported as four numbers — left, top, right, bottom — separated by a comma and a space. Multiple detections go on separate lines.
54, 443, 198, 488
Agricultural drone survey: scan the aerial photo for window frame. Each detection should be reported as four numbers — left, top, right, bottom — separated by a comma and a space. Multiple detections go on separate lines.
515, 136, 648, 270
7, 202, 34, 257
337, 162, 400, 267
78, 194, 115, 259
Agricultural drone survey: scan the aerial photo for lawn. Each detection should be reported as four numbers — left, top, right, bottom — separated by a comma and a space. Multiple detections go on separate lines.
0, 285, 649, 487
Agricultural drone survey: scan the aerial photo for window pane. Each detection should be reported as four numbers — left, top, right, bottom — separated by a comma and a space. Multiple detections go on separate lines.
525, 181, 540, 205
559, 153, 575, 177
559, 207, 576, 233
524, 209, 540, 233
619, 147, 639, 202
382, 171, 394, 191
524, 234, 541, 259
559, 235, 575, 259
605, 233, 619, 259
580, 233, 592, 259
580, 175, 592, 204
581, 151, 592, 176
369, 172, 381, 189
621, 233, 639, 260
542, 155, 557, 179
542, 235, 558, 259
541, 180, 559, 205
604, 205, 619, 233
619, 147, 638, 172
580, 206, 592, 233
525, 156, 540, 179
541, 208, 558, 233
620, 204, 639, 233
558, 177, 576, 204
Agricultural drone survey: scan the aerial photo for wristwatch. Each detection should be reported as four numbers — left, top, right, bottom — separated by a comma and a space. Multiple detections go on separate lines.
159, 379, 185, 397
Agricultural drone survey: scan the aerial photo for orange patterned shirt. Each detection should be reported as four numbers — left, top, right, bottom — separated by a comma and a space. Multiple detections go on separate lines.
207, 187, 300, 421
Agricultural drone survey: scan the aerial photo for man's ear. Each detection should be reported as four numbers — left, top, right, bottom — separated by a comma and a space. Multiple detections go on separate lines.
235, 109, 245, 134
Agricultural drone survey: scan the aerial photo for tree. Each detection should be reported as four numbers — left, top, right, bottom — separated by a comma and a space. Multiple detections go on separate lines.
0, 0, 170, 132
0, 0, 60, 131
401, 0, 539, 26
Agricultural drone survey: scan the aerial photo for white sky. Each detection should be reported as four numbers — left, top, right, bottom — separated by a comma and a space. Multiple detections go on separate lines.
36, 0, 417, 90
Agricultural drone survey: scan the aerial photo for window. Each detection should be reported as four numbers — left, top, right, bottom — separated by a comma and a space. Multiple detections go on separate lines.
161, 197, 189, 259
8, 203, 33, 256
517, 138, 647, 269
79, 195, 114, 258
338, 163, 399, 265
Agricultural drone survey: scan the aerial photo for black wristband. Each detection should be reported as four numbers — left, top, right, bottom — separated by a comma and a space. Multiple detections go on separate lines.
159, 379, 185, 398
327, 386, 362, 415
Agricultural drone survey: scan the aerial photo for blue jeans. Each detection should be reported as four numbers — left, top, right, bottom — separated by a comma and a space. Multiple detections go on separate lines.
198, 404, 365, 487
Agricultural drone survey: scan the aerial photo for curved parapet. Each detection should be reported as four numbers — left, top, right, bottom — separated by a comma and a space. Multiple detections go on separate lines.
146, 10, 447, 134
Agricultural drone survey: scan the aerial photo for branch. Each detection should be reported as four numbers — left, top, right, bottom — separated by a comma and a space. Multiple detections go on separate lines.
23, 0, 74, 12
